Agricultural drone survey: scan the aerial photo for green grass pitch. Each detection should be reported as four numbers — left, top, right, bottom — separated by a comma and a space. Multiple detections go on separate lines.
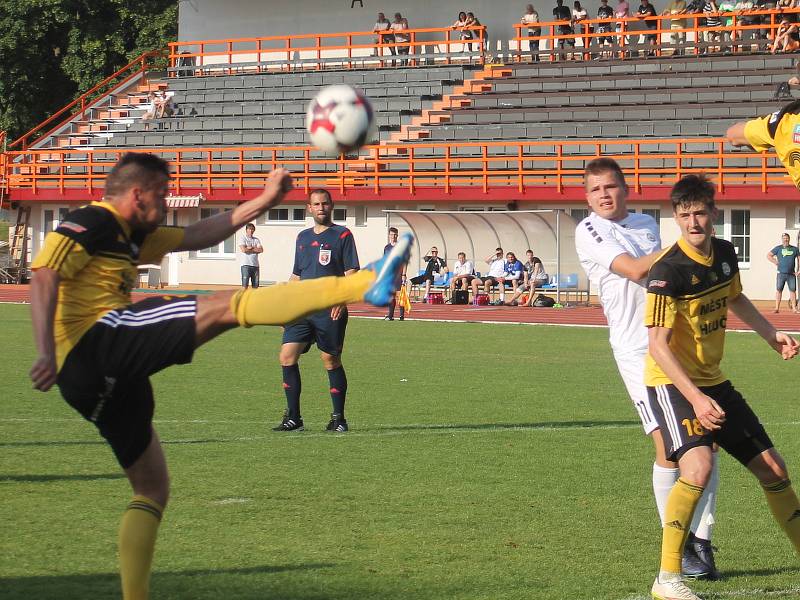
2, 303, 799, 599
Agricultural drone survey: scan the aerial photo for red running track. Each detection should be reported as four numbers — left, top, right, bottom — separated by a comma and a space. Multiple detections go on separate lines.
4, 284, 800, 332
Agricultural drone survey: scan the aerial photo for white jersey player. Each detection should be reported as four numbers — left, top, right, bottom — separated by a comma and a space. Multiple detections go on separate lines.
574, 158, 721, 580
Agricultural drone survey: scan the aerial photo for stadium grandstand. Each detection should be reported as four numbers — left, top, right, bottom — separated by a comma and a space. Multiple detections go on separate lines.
1, 0, 799, 300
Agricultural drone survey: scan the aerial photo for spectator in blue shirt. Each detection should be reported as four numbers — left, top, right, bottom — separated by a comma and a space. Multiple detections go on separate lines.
494, 252, 524, 305
768, 233, 800, 313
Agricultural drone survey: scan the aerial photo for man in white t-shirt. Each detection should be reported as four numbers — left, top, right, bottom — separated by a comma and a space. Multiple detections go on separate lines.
372, 12, 393, 57
575, 158, 721, 580
449, 251, 475, 299
471, 247, 508, 302
239, 222, 263, 288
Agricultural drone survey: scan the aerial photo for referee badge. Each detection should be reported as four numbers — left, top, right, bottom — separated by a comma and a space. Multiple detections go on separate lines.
319, 248, 332, 266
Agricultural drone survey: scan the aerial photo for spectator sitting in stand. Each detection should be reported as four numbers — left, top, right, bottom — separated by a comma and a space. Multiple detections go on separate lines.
471, 247, 507, 303
448, 251, 475, 301
506, 249, 550, 306
772, 17, 800, 52
141, 92, 157, 121
408, 246, 447, 302
152, 90, 174, 119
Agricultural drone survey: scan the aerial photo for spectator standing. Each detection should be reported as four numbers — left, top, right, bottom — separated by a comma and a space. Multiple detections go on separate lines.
448, 251, 475, 300
384, 227, 405, 320
239, 223, 262, 288
373, 12, 393, 57
391, 12, 410, 65
734, 0, 759, 50
522, 4, 543, 60
452, 11, 473, 51
718, 0, 736, 47
471, 248, 507, 302
662, 0, 688, 53
553, 0, 576, 56
638, 0, 659, 54
597, 0, 616, 55
465, 12, 486, 53
768, 232, 800, 312
573, 1, 590, 52
408, 247, 447, 302
703, 0, 723, 52
615, 0, 632, 48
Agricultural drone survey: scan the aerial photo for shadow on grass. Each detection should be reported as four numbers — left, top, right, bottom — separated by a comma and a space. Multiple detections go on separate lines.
718, 565, 800, 578
0, 562, 397, 600
376, 420, 639, 433
0, 473, 125, 483
0, 438, 224, 449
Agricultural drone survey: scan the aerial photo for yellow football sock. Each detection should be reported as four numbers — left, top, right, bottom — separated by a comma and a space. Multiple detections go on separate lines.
230, 270, 375, 327
763, 479, 800, 554
660, 478, 705, 574
119, 495, 163, 600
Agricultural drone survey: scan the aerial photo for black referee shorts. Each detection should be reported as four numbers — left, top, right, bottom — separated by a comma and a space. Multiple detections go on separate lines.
57, 296, 197, 469
647, 380, 774, 466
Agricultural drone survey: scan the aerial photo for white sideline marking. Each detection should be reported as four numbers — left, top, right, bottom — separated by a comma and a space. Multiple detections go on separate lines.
619, 586, 800, 599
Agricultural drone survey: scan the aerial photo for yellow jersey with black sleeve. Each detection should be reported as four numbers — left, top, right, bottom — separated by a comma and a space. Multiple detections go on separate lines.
743, 99, 800, 189
30, 201, 184, 371
644, 237, 742, 387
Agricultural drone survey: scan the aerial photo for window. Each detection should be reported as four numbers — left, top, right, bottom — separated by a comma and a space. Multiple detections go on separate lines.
43, 207, 70, 232
333, 208, 347, 222
641, 208, 660, 224
198, 208, 235, 255
459, 206, 487, 212
355, 205, 367, 227
730, 209, 750, 264
569, 208, 589, 222
266, 207, 306, 223
713, 208, 750, 266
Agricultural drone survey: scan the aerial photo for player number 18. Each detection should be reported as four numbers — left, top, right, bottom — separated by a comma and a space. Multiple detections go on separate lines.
681, 418, 704, 436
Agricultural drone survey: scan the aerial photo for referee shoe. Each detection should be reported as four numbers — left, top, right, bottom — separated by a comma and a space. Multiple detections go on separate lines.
363, 233, 413, 307
272, 412, 304, 432
325, 413, 348, 432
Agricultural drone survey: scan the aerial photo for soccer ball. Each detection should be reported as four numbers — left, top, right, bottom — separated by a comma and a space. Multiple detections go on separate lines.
306, 85, 375, 154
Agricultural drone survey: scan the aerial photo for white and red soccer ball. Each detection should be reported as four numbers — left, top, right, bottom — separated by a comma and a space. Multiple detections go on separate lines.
306, 85, 375, 154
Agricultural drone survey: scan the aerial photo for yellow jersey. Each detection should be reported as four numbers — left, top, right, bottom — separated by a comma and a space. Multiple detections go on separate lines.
644, 237, 742, 387
744, 99, 800, 189
31, 201, 184, 371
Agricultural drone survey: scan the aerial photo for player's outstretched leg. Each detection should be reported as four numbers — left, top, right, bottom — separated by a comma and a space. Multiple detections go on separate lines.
228, 233, 413, 327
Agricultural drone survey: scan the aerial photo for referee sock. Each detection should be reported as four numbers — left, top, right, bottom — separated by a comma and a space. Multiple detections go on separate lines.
762, 479, 800, 554
652, 463, 680, 525
230, 270, 374, 327
282, 364, 302, 420
660, 478, 705, 574
119, 495, 163, 600
327, 366, 347, 416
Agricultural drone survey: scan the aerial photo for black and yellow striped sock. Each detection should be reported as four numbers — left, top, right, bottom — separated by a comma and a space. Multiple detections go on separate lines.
763, 479, 800, 555
119, 495, 163, 600
230, 270, 375, 327
660, 478, 705, 574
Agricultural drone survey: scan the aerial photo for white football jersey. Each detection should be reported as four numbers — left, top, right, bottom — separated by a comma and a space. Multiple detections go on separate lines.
575, 212, 661, 355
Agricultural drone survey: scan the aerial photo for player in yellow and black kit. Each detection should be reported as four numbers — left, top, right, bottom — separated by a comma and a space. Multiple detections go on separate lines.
29, 153, 413, 600
643, 175, 800, 600
726, 99, 800, 188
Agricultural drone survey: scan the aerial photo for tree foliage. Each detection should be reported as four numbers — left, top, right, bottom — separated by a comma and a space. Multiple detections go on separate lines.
0, 0, 177, 143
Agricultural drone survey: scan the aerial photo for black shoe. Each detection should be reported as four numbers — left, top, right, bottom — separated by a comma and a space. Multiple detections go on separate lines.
272, 412, 304, 432
682, 533, 721, 580
326, 413, 348, 432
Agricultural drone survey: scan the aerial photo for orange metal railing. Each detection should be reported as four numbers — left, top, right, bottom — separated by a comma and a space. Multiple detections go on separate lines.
1, 139, 792, 197
168, 26, 487, 75
9, 50, 166, 151
513, 7, 798, 61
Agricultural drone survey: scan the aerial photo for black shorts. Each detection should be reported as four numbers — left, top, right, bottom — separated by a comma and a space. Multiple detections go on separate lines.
648, 380, 773, 465
57, 296, 197, 469
282, 308, 348, 356
410, 273, 435, 285
480, 276, 501, 287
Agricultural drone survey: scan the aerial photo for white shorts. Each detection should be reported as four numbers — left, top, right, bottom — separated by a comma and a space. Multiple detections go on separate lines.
613, 349, 659, 435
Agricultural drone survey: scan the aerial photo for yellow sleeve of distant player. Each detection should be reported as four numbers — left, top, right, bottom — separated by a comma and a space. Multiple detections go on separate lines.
645, 291, 677, 330
30, 231, 91, 278
743, 116, 776, 153
729, 272, 743, 300
138, 227, 185, 264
